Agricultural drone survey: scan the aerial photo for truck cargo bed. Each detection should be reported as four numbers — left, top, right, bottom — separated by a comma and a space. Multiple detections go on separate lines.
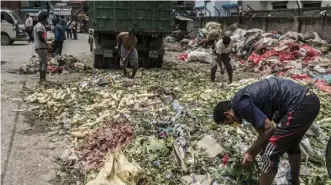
88, 1, 173, 33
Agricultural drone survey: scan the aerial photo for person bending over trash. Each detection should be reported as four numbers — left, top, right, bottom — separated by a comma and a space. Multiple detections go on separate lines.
211, 36, 234, 83
213, 77, 320, 185
115, 30, 138, 79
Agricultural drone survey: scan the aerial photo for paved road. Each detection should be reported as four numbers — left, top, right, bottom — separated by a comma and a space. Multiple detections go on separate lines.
1, 34, 90, 185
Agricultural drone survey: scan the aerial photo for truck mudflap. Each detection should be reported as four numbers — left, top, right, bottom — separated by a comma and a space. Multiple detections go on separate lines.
93, 48, 120, 69
143, 39, 165, 68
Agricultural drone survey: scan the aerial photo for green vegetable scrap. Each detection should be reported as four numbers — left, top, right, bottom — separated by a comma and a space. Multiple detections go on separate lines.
23, 68, 331, 185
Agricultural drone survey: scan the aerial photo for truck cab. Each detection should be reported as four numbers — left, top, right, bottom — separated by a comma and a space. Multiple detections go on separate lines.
1, 9, 26, 45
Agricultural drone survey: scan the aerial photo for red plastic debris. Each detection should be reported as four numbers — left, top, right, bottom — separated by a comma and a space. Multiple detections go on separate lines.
291, 74, 309, 80
47, 66, 63, 74
177, 53, 188, 61
222, 153, 229, 168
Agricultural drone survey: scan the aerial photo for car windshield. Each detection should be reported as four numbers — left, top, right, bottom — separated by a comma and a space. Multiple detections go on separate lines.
9, 11, 23, 24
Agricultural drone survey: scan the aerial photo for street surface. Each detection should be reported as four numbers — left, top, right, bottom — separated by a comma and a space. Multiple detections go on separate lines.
1, 34, 90, 185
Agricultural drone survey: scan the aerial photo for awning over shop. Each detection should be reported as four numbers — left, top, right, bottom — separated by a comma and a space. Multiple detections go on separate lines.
175, 16, 193, 22
222, 3, 238, 9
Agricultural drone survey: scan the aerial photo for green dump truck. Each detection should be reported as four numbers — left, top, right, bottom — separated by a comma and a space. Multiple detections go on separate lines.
87, 1, 173, 69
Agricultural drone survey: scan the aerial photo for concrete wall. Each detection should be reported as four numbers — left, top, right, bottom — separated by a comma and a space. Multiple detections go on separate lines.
188, 16, 331, 42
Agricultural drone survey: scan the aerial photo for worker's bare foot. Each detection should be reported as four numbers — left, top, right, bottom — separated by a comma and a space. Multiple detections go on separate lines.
38, 80, 47, 86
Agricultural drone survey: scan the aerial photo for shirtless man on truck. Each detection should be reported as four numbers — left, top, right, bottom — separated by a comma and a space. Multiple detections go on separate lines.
115, 30, 138, 78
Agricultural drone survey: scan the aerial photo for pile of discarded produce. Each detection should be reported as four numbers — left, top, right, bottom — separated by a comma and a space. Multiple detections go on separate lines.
23, 69, 331, 185
19, 54, 90, 74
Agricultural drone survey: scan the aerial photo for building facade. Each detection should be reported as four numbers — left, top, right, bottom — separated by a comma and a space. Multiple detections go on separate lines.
195, 0, 238, 17
240, 0, 330, 11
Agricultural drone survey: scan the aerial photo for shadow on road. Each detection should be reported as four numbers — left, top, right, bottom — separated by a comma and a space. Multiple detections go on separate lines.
3, 43, 30, 46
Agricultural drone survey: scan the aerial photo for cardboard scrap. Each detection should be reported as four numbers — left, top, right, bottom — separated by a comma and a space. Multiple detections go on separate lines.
197, 135, 224, 158
181, 174, 213, 185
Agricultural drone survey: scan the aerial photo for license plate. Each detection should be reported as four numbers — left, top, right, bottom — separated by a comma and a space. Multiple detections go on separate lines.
103, 49, 113, 58
149, 51, 158, 58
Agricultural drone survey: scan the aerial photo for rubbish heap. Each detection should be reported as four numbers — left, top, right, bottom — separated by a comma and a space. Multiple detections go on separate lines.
176, 25, 331, 94
19, 54, 90, 74
23, 67, 331, 185
229, 29, 331, 94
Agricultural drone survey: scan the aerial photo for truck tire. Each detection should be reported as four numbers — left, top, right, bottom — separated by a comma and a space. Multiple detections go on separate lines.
1, 33, 11, 45
9, 40, 15, 44
156, 55, 164, 68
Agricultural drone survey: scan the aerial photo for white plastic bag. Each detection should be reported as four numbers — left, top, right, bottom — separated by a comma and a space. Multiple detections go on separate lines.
230, 59, 236, 70
187, 51, 213, 64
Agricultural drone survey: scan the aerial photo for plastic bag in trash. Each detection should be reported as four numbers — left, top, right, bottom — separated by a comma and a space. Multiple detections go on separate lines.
187, 51, 213, 64
303, 32, 315, 40
281, 31, 299, 41
230, 59, 236, 70
231, 28, 247, 41
224, 30, 232, 36
229, 23, 240, 31
275, 160, 292, 185
86, 151, 145, 185
300, 136, 324, 162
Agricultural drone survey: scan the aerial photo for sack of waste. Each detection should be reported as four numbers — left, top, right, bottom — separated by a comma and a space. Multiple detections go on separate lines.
207, 30, 220, 41
205, 21, 222, 34
187, 51, 213, 64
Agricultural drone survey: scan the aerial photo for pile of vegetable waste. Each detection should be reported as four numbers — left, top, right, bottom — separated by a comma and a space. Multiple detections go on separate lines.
23, 68, 331, 185
19, 54, 91, 74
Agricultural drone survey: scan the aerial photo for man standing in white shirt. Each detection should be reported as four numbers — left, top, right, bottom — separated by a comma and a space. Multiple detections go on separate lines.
33, 12, 50, 83
25, 14, 33, 43
211, 36, 234, 83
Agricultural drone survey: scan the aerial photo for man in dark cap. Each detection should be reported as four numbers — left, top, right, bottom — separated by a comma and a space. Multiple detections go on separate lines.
213, 77, 320, 185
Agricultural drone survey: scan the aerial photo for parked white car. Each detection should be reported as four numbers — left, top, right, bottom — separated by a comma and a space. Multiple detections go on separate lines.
1, 9, 27, 45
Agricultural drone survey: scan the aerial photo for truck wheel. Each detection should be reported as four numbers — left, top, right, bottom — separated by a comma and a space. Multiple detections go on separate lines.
93, 53, 104, 69
9, 40, 14, 44
156, 55, 164, 68
1, 33, 11, 45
